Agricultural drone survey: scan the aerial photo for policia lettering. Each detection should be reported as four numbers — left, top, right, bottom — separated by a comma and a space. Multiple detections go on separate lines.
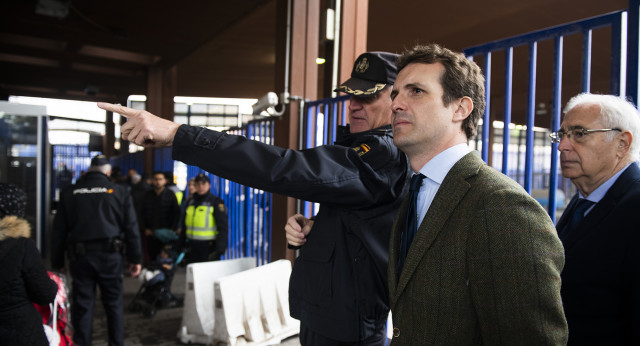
185, 203, 219, 240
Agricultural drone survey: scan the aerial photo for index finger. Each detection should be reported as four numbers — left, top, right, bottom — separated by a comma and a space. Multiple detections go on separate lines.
97, 102, 136, 118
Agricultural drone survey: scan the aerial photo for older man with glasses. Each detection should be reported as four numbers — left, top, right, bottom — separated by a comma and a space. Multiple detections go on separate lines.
551, 93, 640, 345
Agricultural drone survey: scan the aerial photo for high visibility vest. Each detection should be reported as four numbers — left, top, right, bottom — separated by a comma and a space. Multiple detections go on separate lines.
185, 204, 218, 240
174, 191, 184, 205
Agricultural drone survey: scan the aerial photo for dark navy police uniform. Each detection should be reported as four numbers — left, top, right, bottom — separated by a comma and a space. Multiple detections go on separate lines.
52, 171, 141, 346
172, 123, 409, 344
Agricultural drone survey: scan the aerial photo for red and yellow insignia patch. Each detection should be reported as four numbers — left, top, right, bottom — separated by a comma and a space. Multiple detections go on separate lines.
352, 143, 371, 156
107, 189, 114, 194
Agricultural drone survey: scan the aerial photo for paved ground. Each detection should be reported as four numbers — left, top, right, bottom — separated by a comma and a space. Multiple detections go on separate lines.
88, 265, 301, 346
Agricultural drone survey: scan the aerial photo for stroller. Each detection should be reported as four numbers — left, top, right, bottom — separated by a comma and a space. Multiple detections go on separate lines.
128, 240, 185, 318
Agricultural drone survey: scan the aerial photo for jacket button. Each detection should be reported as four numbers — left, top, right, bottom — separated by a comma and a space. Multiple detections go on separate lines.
393, 327, 400, 338
201, 138, 210, 145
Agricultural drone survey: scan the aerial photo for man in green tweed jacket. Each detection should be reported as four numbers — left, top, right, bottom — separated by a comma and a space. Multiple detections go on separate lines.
387, 43, 568, 345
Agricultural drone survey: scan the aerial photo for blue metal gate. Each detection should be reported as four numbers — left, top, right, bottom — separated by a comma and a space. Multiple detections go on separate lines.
464, 8, 633, 221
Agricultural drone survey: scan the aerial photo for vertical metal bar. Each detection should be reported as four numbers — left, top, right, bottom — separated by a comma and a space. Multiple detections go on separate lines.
611, 13, 623, 95
266, 120, 274, 263
299, 101, 307, 150
621, 11, 629, 98
257, 121, 264, 264
321, 103, 328, 145
581, 29, 593, 93
228, 181, 234, 258
525, 42, 537, 193
627, 0, 639, 105
234, 182, 241, 258
250, 125, 256, 260
482, 52, 492, 163
502, 47, 513, 175
37, 115, 45, 250
245, 124, 254, 257
331, 101, 339, 143
341, 99, 348, 125
237, 182, 243, 258
306, 105, 315, 149
549, 36, 564, 221
267, 190, 273, 263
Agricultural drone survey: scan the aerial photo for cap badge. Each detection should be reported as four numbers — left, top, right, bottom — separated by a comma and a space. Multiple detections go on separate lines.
355, 57, 369, 73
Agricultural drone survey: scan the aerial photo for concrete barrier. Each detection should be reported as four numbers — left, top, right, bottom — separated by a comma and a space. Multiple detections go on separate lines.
178, 257, 257, 344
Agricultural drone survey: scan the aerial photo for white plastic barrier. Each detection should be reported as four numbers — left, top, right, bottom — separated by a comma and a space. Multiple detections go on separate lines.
213, 259, 300, 345
178, 257, 257, 344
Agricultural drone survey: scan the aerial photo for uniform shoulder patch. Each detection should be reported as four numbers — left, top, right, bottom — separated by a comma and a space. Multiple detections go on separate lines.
351, 143, 371, 157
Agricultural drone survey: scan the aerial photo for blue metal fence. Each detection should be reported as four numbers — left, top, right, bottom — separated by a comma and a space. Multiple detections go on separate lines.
110, 150, 144, 175
52, 145, 100, 199
177, 119, 274, 266
463, 9, 631, 222
299, 95, 350, 219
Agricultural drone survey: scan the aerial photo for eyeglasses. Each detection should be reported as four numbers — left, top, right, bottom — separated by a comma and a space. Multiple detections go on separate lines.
549, 127, 621, 144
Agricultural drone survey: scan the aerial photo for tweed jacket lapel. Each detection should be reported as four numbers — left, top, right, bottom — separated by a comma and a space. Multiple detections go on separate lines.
391, 152, 482, 300
561, 162, 640, 251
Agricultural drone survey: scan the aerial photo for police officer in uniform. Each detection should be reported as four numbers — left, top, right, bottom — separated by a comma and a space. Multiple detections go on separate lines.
180, 173, 228, 263
98, 51, 409, 345
51, 155, 142, 346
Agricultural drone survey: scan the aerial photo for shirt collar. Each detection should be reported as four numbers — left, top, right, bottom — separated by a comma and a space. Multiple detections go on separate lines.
579, 162, 632, 203
416, 143, 471, 184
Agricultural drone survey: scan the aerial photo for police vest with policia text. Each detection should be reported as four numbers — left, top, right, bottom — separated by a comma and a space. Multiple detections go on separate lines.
185, 202, 218, 241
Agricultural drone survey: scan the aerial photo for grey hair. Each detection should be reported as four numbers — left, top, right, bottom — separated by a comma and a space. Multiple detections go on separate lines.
564, 93, 640, 161
88, 164, 112, 175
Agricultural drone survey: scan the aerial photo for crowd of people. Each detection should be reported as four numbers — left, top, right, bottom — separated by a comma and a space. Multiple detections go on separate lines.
0, 41, 636, 346
49, 158, 228, 346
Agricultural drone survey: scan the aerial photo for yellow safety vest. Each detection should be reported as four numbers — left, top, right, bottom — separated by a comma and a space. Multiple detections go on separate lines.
175, 191, 184, 205
185, 204, 218, 240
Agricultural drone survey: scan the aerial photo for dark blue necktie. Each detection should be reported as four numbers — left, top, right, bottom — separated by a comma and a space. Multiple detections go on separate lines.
398, 173, 425, 277
564, 198, 595, 237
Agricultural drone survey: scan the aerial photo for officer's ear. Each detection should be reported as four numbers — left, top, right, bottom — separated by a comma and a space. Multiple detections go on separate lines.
106, 169, 112, 177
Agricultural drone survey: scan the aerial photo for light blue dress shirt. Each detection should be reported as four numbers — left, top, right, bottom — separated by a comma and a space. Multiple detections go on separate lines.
577, 162, 632, 215
414, 144, 471, 227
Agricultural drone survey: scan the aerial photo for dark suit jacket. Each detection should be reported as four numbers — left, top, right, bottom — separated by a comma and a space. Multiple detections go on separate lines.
388, 152, 568, 345
557, 162, 640, 345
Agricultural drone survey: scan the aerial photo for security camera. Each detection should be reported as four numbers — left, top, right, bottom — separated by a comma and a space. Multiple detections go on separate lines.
252, 92, 279, 115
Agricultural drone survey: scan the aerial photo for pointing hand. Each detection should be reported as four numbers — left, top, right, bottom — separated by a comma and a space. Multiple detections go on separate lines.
97, 102, 180, 147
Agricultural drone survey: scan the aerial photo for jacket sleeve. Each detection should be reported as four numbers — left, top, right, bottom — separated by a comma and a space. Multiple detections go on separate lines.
469, 186, 568, 344
23, 239, 58, 305
172, 125, 405, 209
121, 189, 142, 264
213, 196, 228, 254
